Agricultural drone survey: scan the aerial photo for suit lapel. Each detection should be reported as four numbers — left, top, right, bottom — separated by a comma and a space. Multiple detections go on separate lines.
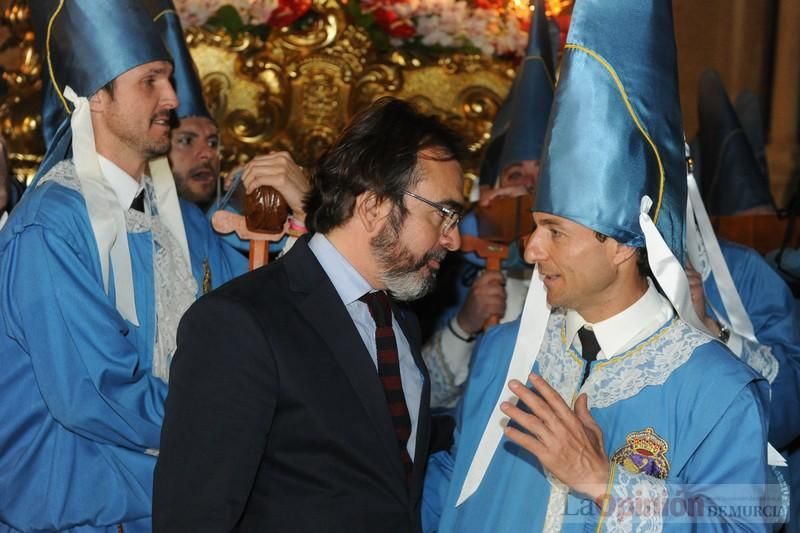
285, 238, 408, 503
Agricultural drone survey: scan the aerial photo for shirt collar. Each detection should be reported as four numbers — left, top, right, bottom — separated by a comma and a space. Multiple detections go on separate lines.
308, 233, 373, 306
565, 280, 675, 360
98, 155, 144, 210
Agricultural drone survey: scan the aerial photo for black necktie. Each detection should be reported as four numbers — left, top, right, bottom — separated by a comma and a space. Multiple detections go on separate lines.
577, 326, 601, 385
359, 291, 413, 486
130, 190, 145, 212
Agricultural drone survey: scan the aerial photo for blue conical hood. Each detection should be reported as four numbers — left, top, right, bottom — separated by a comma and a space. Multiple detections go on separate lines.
698, 70, 773, 215
536, 0, 686, 263
32, 0, 170, 175
735, 89, 768, 178
477, 95, 512, 187
144, 0, 211, 120
496, 0, 556, 174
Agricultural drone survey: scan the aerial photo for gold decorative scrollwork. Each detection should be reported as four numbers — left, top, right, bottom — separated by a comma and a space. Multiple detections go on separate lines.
350, 64, 403, 111
1, 0, 43, 183
0, 0, 514, 182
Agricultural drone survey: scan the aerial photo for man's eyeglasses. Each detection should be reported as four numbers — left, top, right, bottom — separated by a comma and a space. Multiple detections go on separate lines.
403, 190, 463, 236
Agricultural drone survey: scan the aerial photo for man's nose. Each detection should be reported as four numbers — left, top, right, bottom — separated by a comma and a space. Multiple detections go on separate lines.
524, 228, 545, 264
197, 141, 215, 161
441, 225, 461, 252
161, 83, 179, 111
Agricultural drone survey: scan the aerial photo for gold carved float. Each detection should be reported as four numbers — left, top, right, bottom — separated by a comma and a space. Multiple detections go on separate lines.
1, 0, 517, 189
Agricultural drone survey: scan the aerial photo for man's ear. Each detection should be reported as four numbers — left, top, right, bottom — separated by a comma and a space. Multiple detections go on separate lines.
355, 191, 392, 233
611, 241, 638, 267
88, 91, 105, 113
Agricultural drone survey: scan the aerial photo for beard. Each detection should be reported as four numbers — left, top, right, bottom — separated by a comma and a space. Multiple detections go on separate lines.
173, 161, 217, 205
106, 103, 171, 160
371, 209, 447, 301
143, 136, 171, 159
142, 112, 172, 158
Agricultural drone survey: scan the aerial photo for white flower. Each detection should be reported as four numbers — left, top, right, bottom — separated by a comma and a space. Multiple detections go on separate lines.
174, 0, 534, 57
249, 0, 279, 24
174, 0, 218, 27
227, 0, 257, 22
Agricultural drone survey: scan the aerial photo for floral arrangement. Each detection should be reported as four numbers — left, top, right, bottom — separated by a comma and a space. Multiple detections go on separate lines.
174, 0, 311, 30
173, 0, 570, 58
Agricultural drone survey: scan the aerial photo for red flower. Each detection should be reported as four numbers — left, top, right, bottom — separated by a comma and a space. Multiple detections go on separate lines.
372, 7, 416, 38
268, 0, 313, 27
474, 0, 504, 9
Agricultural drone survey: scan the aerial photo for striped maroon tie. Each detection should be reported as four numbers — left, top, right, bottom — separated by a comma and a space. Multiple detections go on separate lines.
360, 291, 413, 486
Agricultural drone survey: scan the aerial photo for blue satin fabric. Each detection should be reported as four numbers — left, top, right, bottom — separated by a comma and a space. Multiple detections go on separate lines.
423, 317, 771, 532
32, 0, 169, 102
0, 176, 245, 530
35, 108, 73, 184
478, 0, 555, 188
145, 0, 212, 120
31, 0, 170, 176
535, 0, 687, 263
496, 0, 555, 173
477, 135, 504, 188
477, 100, 511, 187
697, 70, 773, 215
40, 77, 64, 151
704, 241, 800, 531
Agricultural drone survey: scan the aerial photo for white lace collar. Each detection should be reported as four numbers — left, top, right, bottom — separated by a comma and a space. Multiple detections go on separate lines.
565, 280, 675, 360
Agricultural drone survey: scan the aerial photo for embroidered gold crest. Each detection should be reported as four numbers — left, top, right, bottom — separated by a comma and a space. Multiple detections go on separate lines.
610, 427, 670, 479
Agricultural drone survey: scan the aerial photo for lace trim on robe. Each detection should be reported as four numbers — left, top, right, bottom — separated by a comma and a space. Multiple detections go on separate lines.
739, 340, 779, 385
581, 319, 707, 409
598, 465, 668, 532
536, 311, 707, 529
39, 163, 197, 382
537, 310, 583, 533
130, 180, 197, 382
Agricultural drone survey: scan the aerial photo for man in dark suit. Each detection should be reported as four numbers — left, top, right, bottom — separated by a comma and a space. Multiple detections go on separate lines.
153, 97, 466, 532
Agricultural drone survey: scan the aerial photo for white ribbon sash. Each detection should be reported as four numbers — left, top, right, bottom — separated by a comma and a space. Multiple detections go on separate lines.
149, 156, 191, 270
457, 265, 551, 505
65, 86, 139, 326
685, 171, 757, 343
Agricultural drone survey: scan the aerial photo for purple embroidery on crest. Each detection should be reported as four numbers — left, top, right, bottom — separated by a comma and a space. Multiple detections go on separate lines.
610, 427, 670, 480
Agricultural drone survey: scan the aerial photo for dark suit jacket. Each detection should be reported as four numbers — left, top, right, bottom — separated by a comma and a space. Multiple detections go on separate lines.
153, 236, 431, 532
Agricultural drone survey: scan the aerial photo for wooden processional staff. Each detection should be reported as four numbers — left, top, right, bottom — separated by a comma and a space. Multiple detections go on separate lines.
211, 185, 292, 271
460, 193, 535, 330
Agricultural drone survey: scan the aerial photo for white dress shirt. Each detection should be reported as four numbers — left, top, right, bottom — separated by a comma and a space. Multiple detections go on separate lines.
565, 279, 676, 360
308, 233, 423, 460
98, 155, 145, 211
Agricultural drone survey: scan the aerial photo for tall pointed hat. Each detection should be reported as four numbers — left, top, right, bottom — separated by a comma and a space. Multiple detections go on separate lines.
477, 95, 512, 187
143, 0, 212, 121
688, 76, 771, 345
478, 1, 557, 188
697, 69, 774, 215
456, 0, 706, 506
496, 0, 556, 175
735, 89, 769, 179
34, 0, 171, 163
536, 0, 686, 260
28, 0, 191, 332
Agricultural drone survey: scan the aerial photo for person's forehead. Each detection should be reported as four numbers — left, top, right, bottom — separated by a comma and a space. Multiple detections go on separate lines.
533, 211, 585, 231
416, 148, 462, 177
174, 116, 218, 137
121, 60, 173, 80
415, 154, 464, 203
